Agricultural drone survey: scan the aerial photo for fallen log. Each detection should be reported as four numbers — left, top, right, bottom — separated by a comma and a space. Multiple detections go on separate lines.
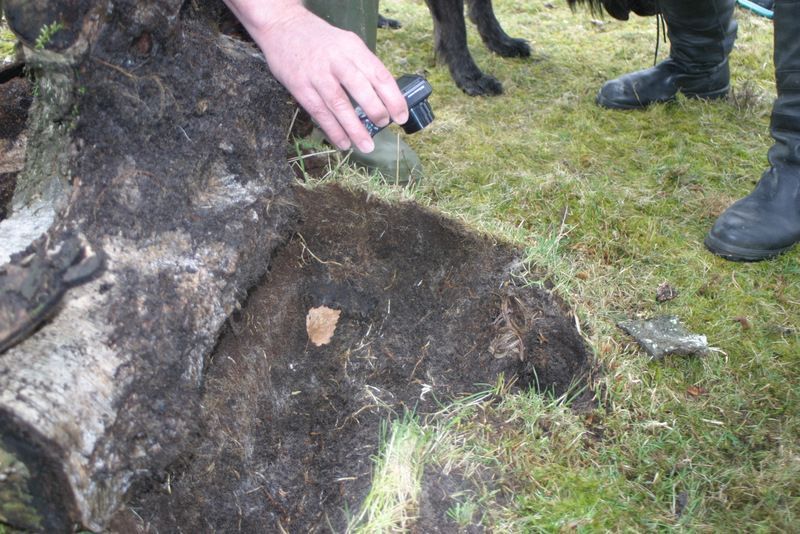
0, 0, 297, 530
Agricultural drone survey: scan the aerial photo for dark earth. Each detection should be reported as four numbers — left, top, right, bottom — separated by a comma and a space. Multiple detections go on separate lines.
0, 63, 29, 220
111, 183, 592, 532
0, 9, 592, 530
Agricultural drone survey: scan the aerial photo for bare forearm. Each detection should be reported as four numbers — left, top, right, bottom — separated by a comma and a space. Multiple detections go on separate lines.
222, 0, 306, 37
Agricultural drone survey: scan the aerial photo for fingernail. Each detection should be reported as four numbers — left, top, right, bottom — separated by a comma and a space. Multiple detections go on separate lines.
397, 111, 409, 124
358, 138, 375, 153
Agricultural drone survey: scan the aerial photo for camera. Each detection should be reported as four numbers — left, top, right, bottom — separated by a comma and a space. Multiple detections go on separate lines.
355, 74, 434, 137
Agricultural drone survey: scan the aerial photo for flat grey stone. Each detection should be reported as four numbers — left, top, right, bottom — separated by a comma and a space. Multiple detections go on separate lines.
618, 315, 708, 360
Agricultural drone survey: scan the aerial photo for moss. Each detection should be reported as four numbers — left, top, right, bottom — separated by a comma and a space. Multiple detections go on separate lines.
0, 447, 41, 531
34, 21, 64, 50
11, 44, 79, 207
1, 15, 17, 61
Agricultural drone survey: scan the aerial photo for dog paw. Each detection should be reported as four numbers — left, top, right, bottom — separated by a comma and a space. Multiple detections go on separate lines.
487, 37, 531, 58
459, 74, 504, 96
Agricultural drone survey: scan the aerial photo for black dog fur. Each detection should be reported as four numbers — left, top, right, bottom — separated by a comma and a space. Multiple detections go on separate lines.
424, 0, 531, 96
424, 0, 657, 96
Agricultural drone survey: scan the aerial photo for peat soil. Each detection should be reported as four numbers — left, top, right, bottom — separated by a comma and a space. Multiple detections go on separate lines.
115, 183, 592, 532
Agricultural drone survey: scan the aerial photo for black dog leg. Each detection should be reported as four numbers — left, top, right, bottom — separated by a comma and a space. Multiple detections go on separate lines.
425, 0, 504, 95
467, 0, 530, 57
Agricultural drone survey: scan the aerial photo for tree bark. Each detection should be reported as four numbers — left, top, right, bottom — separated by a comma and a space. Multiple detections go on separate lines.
0, 1, 297, 531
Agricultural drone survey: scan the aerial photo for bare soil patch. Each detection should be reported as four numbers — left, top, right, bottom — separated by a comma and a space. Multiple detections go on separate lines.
115, 183, 591, 532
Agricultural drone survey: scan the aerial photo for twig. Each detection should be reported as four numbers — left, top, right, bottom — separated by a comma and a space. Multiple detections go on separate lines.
296, 233, 343, 267
286, 107, 300, 141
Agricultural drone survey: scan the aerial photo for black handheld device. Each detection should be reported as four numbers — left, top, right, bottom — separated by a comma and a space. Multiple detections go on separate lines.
355, 74, 434, 137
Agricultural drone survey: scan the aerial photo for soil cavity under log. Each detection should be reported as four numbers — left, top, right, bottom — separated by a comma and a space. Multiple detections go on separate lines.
0, 64, 30, 221
117, 184, 591, 532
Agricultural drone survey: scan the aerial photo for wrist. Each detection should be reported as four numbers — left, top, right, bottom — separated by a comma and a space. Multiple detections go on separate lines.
224, 0, 311, 37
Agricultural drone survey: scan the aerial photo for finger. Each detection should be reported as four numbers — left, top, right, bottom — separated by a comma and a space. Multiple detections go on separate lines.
338, 68, 391, 129
295, 89, 352, 150
313, 77, 375, 153
365, 61, 409, 125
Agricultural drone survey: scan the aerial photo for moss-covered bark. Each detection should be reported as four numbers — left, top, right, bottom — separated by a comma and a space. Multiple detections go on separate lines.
2, 0, 100, 210
11, 45, 78, 208
0, 446, 41, 531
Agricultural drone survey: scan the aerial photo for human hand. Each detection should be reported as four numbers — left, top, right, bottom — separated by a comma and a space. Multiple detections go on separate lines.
227, 1, 409, 153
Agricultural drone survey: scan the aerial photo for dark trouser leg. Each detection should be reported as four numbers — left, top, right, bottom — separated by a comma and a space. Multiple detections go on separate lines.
596, 0, 737, 110
705, 0, 800, 261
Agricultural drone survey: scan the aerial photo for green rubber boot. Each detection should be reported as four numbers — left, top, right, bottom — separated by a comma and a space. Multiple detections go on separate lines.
307, 126, 423, 185
303, 0, 424, 184
346, 128, 423, 185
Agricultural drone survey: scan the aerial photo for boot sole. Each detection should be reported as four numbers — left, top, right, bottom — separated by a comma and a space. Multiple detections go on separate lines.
704, 233, 794, 262
596, 86, 730, 111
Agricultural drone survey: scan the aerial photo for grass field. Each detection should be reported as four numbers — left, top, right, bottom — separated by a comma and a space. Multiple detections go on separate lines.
323, 1, 798, 531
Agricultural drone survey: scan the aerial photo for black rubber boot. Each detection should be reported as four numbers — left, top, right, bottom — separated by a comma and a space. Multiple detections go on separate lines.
597, 0, 737, 110
705, 0, 800, 261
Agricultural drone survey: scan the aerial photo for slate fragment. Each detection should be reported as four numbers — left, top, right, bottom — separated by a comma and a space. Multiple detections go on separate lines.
617, 315, 708, 359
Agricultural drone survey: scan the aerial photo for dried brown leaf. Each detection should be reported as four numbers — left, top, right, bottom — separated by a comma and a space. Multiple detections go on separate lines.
306, 305, 341, 346
686, 385, 707, 398
733, 316, 752, 330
